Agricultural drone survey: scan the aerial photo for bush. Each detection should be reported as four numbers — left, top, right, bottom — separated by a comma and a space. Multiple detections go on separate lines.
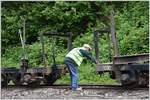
55, 63, 117, 85
1, 37, 68, 68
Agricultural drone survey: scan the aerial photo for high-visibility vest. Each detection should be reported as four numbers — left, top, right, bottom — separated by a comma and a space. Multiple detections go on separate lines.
66, 47, 86, 66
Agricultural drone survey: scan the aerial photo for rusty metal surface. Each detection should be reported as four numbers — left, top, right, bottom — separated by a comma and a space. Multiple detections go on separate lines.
120, 64, 149, 71
1, 68, 19, 73
96, 63, 113, 71
113, 53, 149, 64
28, 67, 48, 73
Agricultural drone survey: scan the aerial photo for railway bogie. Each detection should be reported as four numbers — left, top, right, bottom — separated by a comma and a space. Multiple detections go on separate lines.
1, 74, 10, 87
97, 63, 149, 87
1, 64, 67, 87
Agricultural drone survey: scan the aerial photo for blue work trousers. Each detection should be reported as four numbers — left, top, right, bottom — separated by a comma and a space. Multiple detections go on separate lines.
64, 60, 78, 89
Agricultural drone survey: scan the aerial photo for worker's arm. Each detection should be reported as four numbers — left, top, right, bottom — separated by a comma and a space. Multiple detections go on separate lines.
79, 49, 96, 64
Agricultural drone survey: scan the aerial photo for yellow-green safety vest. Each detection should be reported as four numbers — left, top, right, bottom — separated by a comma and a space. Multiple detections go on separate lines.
66, 47, 86, 66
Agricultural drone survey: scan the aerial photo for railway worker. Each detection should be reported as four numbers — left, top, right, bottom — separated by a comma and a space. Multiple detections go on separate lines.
64, 44, 97, 91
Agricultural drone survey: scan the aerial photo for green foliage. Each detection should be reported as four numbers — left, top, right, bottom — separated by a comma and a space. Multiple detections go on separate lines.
115, 2, 149, 55
55, 63, 117, 85
1, 1, 105, 48
1, 37, 68, 68
2, 46, 21, 68
1, 1, 149, 84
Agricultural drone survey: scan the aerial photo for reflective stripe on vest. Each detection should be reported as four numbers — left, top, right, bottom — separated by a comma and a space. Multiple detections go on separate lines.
66, 47, 85, 66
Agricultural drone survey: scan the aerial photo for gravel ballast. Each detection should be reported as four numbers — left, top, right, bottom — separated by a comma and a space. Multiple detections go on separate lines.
1, 87, 149, 99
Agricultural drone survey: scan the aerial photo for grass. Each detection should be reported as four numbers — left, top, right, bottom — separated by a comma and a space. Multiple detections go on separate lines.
55, 63, 118, 85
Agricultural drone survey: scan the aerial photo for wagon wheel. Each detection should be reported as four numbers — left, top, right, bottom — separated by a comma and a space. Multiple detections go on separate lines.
121, 71, 139, 89
28, 80, 41, 87
12, 74, 22, 86
45, 73, 58, 85
45, 67, 61, 85
1, 74, 10, 87
135, 71, 149, 87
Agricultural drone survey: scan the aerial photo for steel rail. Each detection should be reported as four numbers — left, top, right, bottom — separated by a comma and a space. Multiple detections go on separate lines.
3, 84, 148, 90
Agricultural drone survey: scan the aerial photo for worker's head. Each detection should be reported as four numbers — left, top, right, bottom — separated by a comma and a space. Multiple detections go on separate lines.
83, 44, 92, 51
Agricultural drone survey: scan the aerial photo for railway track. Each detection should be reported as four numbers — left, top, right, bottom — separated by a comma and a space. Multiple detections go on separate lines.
3, 84, 148, 90
2, 84, 149, 99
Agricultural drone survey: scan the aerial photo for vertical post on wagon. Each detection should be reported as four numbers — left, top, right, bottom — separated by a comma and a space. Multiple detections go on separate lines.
110, 9, 120, 57
93, 29, 100, 63
40, 32, 47, 67
67, 32, 73, 51
23, 18, 27, 59
110, 9, 121, 82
